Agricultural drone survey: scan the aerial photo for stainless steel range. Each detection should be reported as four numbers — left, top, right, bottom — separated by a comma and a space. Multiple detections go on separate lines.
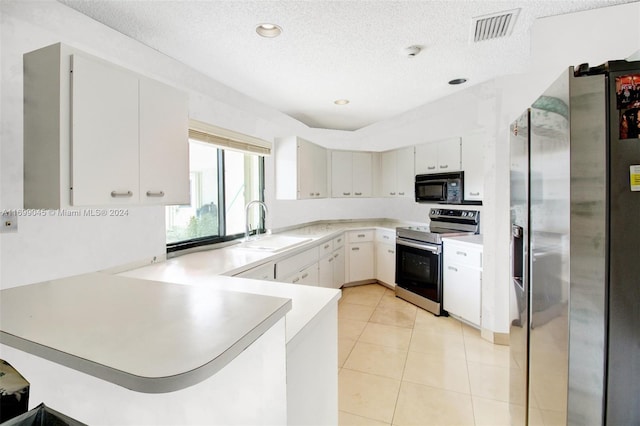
395, 208, 480, 315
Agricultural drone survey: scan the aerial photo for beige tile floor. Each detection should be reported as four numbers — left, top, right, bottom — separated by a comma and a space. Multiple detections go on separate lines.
337, 283, 562, 426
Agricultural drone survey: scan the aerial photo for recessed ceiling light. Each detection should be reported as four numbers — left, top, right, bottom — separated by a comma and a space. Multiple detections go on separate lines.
449, 78, 468, 85
334, 99, 350, 105
256, 23, 282, 38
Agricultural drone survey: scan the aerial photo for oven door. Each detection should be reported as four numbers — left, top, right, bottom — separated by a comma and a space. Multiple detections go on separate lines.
395, 238, 442, 302
415, 180, 447, 203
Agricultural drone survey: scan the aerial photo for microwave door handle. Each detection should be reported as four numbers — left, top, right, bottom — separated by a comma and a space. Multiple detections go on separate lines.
396, 239, 441, 254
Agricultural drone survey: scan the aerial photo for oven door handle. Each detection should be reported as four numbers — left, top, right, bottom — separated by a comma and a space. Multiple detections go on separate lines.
396, 239, 441, 254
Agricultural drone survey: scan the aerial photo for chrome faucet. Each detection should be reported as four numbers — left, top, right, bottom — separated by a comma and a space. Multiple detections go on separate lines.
245, 200, 268, 241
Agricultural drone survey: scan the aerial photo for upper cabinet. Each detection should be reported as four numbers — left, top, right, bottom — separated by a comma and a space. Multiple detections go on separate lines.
24, 43, 189, 209
275, 136, 328, 200
377, 146, 414, 197
331, 151, 373, 198
415, 137, 461, 174
461, 131, 487, 202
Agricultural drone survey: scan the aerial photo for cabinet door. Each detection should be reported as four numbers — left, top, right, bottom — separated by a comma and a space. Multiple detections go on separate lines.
318, 255, 334, 288
331, 151, 353, 197
375, 243, 396, 287
297, 139, 316, 199
299, 263, 319, 286
70, 54, 139, 205
332, 247, 345, 289
380, 151, 397, 197
415, 143, 438, 174
313, 143, 328, 198
352, 152, 372, 197
139, 78, 189, 205
461, 132, 485, 201
443, 261, 481, 326
437, 138, 461, 172
396, 146, 415, 197
348, 242, 374, 282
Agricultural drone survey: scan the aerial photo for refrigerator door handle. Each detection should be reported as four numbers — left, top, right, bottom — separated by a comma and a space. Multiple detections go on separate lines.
511, 224, 524, 290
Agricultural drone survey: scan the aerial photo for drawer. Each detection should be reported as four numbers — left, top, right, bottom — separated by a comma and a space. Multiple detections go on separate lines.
235, 262, 275, 281
319, 239, 333, 258
276, 246, 320, 279
347, 230, 374, 243
375, 229, 395, 244
332, 234, 345, 249
444, 243, 482, 268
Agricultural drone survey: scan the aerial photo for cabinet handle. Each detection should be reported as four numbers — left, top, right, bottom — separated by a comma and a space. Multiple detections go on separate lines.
352, 247, 360, 251
357, 234, 365, 238
309, 192, 314, 196
292, 278, 300, 283
355, 192, 362, 196
333, 253, 339, 258
399, 192, 405, 195
111, 191, 133, 198
390, 192, 396, 195
324, 244, 330, 249
146, 191, 165, 197
448, 266, 458, 272
301, 273, 309, 279
440, 165, 449, 169
315, 192, 320, 196
337, 238, 342, 243
456, 251, 467, 256
427, 166, 436, 170
383, 235, 390, 240
388, 249, 395, 254
470, 192, 480, 196
328, 257, 334, 263
343, 192, 351, 196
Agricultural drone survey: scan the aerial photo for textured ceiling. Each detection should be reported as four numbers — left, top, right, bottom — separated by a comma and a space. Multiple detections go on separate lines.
59, 0, 635, 131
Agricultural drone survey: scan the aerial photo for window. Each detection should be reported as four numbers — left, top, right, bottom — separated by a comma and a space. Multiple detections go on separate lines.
166, 121, 269, 252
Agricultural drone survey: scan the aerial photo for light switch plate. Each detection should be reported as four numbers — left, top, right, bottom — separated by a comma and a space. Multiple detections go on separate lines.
1, 212, 18, 233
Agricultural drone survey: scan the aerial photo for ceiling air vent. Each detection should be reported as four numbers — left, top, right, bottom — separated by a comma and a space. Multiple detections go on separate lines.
472, 9, 520, 42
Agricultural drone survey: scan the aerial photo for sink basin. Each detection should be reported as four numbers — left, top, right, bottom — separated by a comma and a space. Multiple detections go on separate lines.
234, 235, 311, 252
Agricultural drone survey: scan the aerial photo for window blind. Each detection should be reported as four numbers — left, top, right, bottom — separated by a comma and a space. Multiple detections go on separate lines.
188, 119, 272, 156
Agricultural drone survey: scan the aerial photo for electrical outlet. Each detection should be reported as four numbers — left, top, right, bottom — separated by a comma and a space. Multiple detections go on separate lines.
1, 212, 18, 233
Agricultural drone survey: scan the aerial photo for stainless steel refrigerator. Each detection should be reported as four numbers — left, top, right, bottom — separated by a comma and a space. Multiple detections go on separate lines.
509, 61, 640, 425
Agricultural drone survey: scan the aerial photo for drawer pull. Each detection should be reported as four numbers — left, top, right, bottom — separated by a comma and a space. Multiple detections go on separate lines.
390, 192, 396, 195
333, 253, 339, 258
427, 166, 436, 170
328, 257, 333, 263
343, 192, 351, 196
315, 192, 320, 196
357, 234, 365, 238
292, 278, 300, 283
448, 266, 458, 272
470, 192, 480, 196
456, 251, 467, 256
383, 235, 390, 239
352, 247, 360, 251
388, 249, 395, 254
111, 190, 133, 198
324, 244, 330, 249
301, 273, 309, 279
309, 192, 314, 196
440, 165, 449, 169
399, 192, 405, 195
355, 192, 362, 196
337, 238, 342, 243
146, 190, 165, 197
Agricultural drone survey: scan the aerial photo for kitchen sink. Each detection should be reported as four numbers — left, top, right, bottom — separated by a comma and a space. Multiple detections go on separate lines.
234, 235, 312, 252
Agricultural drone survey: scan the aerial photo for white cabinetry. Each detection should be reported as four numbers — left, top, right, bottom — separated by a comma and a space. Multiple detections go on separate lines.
235, 262, 275, 281
379, 147, 414, 197
331, 151, 373, 197
375, 229, 396, 287
276, 246, 320, 285
275, 136, 328, 200
461, 131, 486, 202
332, 235, 346, 289
443, 238, 483, 327
23, 43, 189, 208
347, 230, 375, 283
415, 137, 461, 174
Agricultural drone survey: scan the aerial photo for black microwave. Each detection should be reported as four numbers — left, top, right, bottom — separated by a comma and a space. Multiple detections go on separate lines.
415, 172, 464, 204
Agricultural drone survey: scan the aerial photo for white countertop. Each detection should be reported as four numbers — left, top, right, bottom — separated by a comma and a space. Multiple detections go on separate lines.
0, 273, 291, 393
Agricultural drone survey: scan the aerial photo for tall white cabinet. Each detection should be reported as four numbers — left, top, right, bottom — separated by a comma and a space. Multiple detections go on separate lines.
24, 43, 189, 209
378, 146, 414, 197
461, 131, 487, 202
276, 136, 328, 200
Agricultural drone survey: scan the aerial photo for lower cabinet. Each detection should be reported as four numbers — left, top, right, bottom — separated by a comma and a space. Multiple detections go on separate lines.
348, 242, 374, 282
375, 243, 396, 287
443, 239, 482, 327
332, 245, 345, 289
235, 262, 275, 281
318, 255, 334, 288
